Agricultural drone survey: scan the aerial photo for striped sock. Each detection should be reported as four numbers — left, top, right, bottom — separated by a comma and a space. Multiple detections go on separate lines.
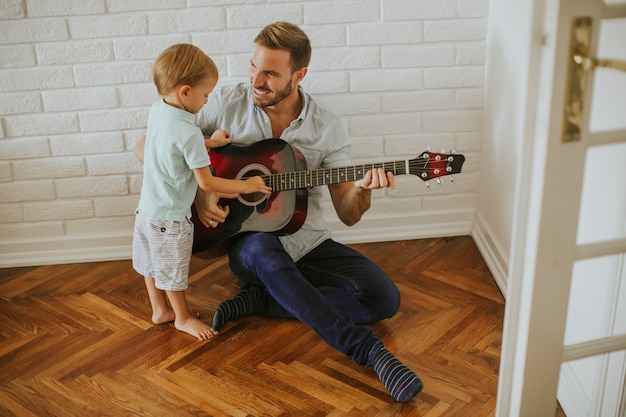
372, 348, 423, 402
211, 287, 262, 331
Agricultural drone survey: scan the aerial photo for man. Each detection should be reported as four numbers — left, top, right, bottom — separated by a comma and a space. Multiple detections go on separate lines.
136, 22, 423, 403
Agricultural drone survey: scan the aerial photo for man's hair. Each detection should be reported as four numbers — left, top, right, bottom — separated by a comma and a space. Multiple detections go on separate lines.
254, 21, 311, 72
152, 43, 218, 95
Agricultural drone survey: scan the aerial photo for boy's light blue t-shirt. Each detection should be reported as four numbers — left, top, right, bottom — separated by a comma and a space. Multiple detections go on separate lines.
138, 100, 211, 221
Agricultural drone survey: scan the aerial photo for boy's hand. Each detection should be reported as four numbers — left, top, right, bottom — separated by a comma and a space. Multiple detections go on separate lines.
244, 176, 271, 195
205, 129, 232, 149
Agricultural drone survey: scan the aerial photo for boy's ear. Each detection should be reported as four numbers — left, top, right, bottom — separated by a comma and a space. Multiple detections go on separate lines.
178, 84, 191, 100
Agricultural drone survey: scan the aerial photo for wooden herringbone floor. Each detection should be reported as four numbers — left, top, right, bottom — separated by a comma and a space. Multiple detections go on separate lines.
0, 236, 565, 416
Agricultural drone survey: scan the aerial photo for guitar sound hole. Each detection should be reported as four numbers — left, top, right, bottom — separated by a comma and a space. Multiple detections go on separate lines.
240, 192, 268, 205
237, 164, 271, 207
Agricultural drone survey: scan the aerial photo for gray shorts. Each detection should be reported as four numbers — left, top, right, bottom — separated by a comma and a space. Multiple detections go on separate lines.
132, 209, 194, 291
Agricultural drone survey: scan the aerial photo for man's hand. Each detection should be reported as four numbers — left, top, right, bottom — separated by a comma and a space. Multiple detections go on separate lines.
195, 189, 238, 228
353, 168, 396, 190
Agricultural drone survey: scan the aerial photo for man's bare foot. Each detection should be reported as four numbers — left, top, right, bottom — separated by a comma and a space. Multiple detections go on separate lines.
175, 316, 218, 341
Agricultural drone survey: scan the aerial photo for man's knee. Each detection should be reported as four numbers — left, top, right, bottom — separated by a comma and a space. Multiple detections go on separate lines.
228, 233, 288, 278
374, 281, 401, 320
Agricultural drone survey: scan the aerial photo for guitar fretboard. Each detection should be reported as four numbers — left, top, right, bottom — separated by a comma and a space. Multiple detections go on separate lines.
263, 160, 413, 191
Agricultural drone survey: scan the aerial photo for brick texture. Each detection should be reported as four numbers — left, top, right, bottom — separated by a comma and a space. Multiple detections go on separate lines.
0, 0, 488, 263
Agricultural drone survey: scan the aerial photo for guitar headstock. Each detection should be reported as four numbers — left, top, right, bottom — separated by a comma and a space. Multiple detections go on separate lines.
410, 151, 465, 182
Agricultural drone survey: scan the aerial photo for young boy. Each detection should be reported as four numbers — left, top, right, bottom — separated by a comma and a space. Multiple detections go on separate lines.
132, 44, 271, 341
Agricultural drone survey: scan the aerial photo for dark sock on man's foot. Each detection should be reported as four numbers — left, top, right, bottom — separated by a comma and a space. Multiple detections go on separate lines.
212, 287, 262, 331
372, 347, 423, 402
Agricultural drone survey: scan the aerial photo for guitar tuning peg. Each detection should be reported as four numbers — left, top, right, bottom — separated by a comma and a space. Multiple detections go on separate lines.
425, 181, 430, 188
451, 148, 456, 154
450, 175, 454, 183
426, 146, 431, 152
437, 178, 442, 185
440, 148, 445, 154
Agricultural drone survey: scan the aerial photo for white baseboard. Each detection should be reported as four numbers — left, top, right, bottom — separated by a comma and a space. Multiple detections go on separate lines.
0, 235, 133, 268
330, 208, 475, 244
0, 209, 475, 268
471, 210, 509, 295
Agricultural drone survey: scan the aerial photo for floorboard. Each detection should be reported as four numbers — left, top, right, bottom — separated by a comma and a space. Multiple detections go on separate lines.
0, 236, 567, 416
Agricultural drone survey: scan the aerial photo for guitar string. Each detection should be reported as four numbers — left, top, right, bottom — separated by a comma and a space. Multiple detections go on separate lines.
259, 161, 458, 175
258, 158, 461, 190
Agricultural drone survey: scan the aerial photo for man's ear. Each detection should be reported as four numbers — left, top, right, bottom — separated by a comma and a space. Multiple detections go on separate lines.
294, 67, 307, 83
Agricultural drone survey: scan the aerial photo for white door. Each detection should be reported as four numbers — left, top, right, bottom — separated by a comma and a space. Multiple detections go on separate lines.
496, 0, 626, 416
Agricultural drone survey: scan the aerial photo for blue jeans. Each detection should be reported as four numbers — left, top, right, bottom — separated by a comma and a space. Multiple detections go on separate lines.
227, 233, 401, 367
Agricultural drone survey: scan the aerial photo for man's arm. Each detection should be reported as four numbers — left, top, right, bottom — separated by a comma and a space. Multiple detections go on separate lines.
329, 168, 395, 226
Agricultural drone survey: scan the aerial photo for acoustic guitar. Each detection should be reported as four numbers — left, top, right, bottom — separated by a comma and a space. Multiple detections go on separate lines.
191, 138, 465, 253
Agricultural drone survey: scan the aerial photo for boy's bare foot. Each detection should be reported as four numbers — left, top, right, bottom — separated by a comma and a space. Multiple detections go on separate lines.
175, 316, 218, 341
152, 309, 200, 325
152, 308, 176, 325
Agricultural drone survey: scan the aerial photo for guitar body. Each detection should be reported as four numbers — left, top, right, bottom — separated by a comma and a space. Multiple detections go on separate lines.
191, 139, 308, 253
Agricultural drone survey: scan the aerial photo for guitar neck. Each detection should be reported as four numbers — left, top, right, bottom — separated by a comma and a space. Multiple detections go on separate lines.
263, 160, 410, 191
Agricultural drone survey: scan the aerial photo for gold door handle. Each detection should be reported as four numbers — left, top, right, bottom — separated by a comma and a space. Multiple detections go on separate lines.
572, 54, 626, 73
561, 16, 626, 143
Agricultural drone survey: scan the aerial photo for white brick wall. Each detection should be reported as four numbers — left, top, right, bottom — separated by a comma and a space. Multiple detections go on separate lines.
0, 0, 488, 266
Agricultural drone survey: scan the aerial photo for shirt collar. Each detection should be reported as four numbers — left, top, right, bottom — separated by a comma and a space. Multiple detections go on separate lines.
251, 86, 308, 121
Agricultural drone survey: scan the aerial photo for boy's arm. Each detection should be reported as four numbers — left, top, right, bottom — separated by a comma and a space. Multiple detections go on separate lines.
134, 136, 146, 163
204, 129, 232, 149
193, 166, 271, 195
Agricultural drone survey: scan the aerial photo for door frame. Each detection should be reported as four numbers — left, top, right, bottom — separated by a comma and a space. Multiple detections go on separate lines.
496, 0, 626, 416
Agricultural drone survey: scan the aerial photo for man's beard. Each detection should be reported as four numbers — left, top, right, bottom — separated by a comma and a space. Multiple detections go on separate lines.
252, 81, 293, 108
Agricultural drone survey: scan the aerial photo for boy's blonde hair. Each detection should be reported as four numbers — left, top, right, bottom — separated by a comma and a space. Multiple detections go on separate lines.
152, 44, 218, 95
